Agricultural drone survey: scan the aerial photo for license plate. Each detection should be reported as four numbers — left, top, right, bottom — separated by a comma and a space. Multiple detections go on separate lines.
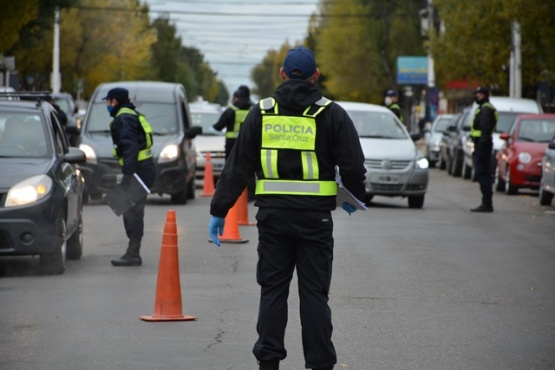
373, 174, 399, 184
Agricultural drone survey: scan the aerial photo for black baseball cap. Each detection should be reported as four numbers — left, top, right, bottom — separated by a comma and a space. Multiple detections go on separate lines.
474, 86, 490, 96
102, 87, 129, 101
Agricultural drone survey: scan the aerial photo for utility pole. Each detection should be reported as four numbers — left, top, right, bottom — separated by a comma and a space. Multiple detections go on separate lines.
510, 21, 521, 98
51, 7, 61, 93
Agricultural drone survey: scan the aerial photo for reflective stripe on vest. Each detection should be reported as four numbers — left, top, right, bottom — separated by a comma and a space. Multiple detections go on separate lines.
470, 102, 498, 138
256, 97, 336, 197
225, 105, 249, 139
112, 107, 153, 165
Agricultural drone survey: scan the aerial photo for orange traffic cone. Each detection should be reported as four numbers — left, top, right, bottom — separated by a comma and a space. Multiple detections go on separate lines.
140, 210, 197, 322
200, 152, 215, 197
237, 188, 255, 226
217, 200, 249, 244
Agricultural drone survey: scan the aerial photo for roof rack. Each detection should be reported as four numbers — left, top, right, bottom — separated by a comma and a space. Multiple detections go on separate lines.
0, 91, 54, 105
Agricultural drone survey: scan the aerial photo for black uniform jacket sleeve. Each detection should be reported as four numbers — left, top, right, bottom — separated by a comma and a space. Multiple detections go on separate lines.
111, 104, 143, 175
476, 104, 496, 144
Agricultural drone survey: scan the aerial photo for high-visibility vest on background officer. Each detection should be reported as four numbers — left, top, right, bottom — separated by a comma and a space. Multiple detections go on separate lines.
470, 86, 498, 213
213, 88, 254, 159
208, 46, 366, 370
105, 87, 156, 266
385, 89, 403, 122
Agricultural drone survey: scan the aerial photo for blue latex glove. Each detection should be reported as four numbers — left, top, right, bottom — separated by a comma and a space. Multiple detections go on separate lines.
208, 216, 225, 246
342, 202, 357, 216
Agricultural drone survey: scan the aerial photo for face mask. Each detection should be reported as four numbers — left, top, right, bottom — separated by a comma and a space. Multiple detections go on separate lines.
385, 97, 392, 106
107, 105, 114, 114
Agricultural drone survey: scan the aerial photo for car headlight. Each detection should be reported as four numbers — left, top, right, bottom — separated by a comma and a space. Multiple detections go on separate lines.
518, 152, 531, 164
5, 175, 53, 207
79, 144, 97, 164
159, 144, 179, 163
416, 157, 429, 169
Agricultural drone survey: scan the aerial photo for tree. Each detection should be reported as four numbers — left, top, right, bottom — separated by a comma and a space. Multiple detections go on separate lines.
0, 0, 38, 53
150, 15, 181, 83
251, 44, 290, 99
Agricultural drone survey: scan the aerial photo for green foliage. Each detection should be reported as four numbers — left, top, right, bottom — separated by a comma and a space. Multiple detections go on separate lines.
251, 45, 290, 99
0, 0, 38, 53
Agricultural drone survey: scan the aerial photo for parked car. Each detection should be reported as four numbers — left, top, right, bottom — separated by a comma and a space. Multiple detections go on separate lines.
337, 101, 428, 208
425, 113, 457, 168
52, 92, 80, 146
539, 136, 555, 206
494, 114, 555, 194
78, 81, 202, 204
462, 97, 543, 181
0, 92, 86, 274
189, 101, 225, 187
443, 108, 471, 176
437, 112, 461, 170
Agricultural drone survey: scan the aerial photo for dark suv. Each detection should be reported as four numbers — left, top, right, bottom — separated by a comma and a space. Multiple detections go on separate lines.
0, 92, 86, 274
78, 81, 202, 204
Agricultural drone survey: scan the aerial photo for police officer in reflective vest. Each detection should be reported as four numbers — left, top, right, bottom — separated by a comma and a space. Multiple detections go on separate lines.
213, 88, 254, 159
385, 89, 402, 122
104, 87, 156, 266
470, 86, 498, 213
208, 46, 366, 370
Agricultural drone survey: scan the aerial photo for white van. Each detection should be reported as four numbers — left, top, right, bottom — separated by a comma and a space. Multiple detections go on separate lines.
462, 96, 543, 180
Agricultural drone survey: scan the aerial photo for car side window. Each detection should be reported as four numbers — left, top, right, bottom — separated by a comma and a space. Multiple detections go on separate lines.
50, 111, 67, 155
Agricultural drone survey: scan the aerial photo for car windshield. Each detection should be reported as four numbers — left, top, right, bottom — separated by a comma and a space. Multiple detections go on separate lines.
0, 112, 49, 158
190, 110, 224, 136
433, 116, 454, 132
517, 119, 555, 143
347, 110, 408, 139
496, 112, 522, 133
53, 96, 73, 117
86, 102, 179, 134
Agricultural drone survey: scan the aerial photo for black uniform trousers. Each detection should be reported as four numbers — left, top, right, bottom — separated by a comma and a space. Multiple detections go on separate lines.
252, 207, 337, 369
122, 161, 156, 248
473, 139, 493, 207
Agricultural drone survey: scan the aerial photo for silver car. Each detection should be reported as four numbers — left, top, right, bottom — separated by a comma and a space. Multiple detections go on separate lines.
539, 138, 555, 206
337, 101, 429, 208
425, 113, 456, 167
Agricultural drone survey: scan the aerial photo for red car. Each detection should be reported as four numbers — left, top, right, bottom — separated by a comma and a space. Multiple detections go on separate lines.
495, 114, 555, 194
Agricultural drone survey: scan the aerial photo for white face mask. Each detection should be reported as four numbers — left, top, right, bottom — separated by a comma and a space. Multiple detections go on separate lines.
384, 97, 392, 106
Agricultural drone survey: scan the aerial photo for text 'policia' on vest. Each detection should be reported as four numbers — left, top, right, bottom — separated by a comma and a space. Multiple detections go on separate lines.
111, 107, 154, 166
255, 96, 337, 197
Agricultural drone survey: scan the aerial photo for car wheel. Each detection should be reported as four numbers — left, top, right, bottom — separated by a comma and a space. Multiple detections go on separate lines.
187, 176, 196, 200
408, 195, 425, 209
463, 163, 471, 179
66, 211, 83, 260
452, 151, 463, 177
363, 194, 374, 205
171, 185, 188, 205
445, 154, 452, 174
40, 210, 67, 275
494, 166, 505, 192
437, 151, 445, 170
504, 169, 518, 195
539, 187, 554, 206
470, 165, 478, 182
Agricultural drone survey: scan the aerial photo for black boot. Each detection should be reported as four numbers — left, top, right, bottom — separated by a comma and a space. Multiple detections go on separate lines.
470, 204, 494, 213
111, 242, 142, 266
258, 360, 279, 370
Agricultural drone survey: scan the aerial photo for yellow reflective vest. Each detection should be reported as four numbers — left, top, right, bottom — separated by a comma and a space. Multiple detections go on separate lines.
470, 102, 498, 138
225, 105, 250, 139
111, 107, 153, 166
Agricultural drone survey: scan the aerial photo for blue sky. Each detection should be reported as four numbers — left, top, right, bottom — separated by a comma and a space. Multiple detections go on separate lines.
147, 0, 319, 97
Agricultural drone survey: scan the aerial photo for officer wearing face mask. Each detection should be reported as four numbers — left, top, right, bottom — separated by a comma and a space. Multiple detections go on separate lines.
385, 89, 402, 122
104, 87, 156, 266
470, 86, 498, 213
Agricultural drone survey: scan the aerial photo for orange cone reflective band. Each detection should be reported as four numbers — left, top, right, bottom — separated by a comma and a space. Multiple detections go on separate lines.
200, 152, 215, 197
140, 210, 197, 321
237, 188, 255, 226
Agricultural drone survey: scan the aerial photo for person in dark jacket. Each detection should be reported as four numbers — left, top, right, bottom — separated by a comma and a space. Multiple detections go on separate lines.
104, 87, 157, 266
208, 46, 367, 370
470, 86, 498, 212
213, 87, 254, 159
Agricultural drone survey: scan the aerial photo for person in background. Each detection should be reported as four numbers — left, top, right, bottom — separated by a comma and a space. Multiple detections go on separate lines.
208, 46, 366, 370
470, 86, 498, 213
104, 87, 157, 266
213, 87, 254, 159
385, 89, 402, 122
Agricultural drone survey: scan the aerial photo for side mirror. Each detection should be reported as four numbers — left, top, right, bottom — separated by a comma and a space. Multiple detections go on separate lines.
185, 125, 202, 139
64, 147, 87, 164
410, 133, 421, 142
549, 142, 555, 150
448, 126, 456, 132
462, 125, 470, 132
500, 132, 510, 141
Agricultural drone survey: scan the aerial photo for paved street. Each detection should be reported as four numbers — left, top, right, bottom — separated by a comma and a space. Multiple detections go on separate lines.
1, 169, 554, 370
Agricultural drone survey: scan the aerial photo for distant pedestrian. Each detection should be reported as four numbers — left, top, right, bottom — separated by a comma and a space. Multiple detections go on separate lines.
385, 89, 403, 122
470, 86, 498, 213
104, 87, 157, 266
208, 46, 366, 370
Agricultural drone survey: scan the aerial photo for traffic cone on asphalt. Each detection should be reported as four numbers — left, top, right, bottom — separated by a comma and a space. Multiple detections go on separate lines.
237, 188, 255, 226
216, 201, 249, 244
140, 210, 197, 322
200, 152, 215, 197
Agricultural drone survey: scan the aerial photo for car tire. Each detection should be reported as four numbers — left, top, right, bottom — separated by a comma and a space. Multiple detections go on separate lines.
470, 165, 478, 182
504, 169, 518, 195
494, 167, 505, 192
437, 151, 446, 170
539, 187, 554, 206
452, 151, 463, 177
463, 163, 471, 179
171, 185, 188, 205
187, 177, 196, 200
66, 212, 83, 260
40, 210, 67, 275
408, 195, 425, 209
